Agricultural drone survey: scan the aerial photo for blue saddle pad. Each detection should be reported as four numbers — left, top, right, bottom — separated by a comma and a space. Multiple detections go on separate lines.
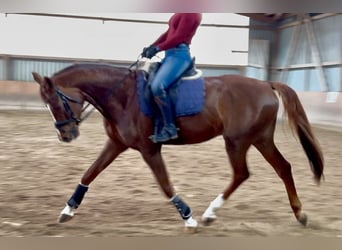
137, 71, 205, 118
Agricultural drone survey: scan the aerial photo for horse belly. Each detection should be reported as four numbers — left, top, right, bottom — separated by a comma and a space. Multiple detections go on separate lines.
175, 111, 223, 144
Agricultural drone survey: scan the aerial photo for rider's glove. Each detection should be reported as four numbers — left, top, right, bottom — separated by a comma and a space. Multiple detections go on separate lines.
141, 45, 160, 59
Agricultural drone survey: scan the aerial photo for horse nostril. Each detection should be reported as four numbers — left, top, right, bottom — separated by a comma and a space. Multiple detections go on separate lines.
71, 127, 79, 139
62, 136, 72, 143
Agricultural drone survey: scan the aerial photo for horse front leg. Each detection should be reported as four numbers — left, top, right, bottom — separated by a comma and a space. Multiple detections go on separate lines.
141, 147, 198, 232
58, 139, 127, 223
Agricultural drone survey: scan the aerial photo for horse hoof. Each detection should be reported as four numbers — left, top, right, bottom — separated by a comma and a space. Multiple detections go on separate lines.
184, 226, 198, 234
58, 213, 73, 223
58, 204, 75, 223
298, 213, 308, 226
183, 216, 198, 233
201, 216, 216, 226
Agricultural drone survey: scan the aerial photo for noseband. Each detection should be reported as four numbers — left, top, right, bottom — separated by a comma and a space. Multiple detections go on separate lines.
54, 88, 83, 129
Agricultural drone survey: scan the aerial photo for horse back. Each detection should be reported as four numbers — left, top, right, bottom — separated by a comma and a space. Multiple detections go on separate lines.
205, 74, 279, 108
176, 74, 280, 142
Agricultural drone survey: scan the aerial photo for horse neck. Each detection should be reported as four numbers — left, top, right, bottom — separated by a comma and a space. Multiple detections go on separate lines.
55, 67, 135, 120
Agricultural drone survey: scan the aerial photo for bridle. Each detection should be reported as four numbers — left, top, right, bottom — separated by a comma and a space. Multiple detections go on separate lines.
52, 88, 93, 130
49, 57, 141, 130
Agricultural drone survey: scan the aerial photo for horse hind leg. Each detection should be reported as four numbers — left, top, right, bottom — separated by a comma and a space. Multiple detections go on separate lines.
254, 138, 307, 226
202, 137, 250, 225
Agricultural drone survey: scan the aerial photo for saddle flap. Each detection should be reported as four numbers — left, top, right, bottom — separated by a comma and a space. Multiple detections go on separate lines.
137, 72, 205, 118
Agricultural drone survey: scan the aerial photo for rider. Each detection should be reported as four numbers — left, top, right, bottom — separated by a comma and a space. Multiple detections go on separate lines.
141, 13, 202, 143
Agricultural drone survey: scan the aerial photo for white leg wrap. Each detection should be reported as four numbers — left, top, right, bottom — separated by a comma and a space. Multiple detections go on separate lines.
185, 216, 198, 228
58, 204, 75, 223
61, 204, 74, 217
202, 193, 225, 220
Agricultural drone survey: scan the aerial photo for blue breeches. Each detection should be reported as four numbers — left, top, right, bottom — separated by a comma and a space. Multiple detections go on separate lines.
150, 43, 192, 97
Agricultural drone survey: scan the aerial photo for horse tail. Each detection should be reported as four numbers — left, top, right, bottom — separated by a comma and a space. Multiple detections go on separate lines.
270, 81, 324, 183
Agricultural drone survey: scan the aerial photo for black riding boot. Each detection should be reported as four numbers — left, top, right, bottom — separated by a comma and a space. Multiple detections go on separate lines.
152, 94, 178, 143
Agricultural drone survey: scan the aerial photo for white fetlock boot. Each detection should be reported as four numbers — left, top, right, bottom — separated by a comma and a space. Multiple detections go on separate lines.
202, 194, 225, 225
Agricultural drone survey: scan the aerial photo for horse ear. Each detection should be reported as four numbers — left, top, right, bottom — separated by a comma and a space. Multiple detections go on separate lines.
44, 77, 53, 89
32, 72, 54, 91
32, 72, 44, 85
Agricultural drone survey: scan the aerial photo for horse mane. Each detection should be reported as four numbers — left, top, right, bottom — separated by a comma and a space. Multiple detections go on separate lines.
52, 63, 130, 78
50, 63, 137, 90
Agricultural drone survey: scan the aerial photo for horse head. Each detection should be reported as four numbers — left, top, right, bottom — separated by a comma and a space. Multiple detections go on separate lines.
32, 72, 84, 142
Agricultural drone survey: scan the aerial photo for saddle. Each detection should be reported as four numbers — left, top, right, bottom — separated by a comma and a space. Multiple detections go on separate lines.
137, 59, 206, 119
136, 59, 205, 139
138, 58, 202, 82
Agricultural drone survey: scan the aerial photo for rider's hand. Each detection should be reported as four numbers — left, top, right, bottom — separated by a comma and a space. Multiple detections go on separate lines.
141, 45, 160, 59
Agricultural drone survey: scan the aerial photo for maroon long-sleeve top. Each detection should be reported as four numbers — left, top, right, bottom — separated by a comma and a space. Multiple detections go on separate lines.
152, 13, 202, 51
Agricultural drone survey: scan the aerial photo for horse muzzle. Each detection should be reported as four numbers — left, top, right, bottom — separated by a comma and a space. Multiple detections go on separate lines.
57, 126, 79, 143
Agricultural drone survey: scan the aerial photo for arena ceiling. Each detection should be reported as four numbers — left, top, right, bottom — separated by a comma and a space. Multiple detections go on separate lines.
239, 13, 295, 23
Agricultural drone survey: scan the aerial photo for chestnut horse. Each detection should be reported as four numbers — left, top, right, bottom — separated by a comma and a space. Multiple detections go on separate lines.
32, 63, 323, 231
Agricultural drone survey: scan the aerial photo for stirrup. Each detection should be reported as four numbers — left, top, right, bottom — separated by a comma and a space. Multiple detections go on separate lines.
151, 125, 178, 143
